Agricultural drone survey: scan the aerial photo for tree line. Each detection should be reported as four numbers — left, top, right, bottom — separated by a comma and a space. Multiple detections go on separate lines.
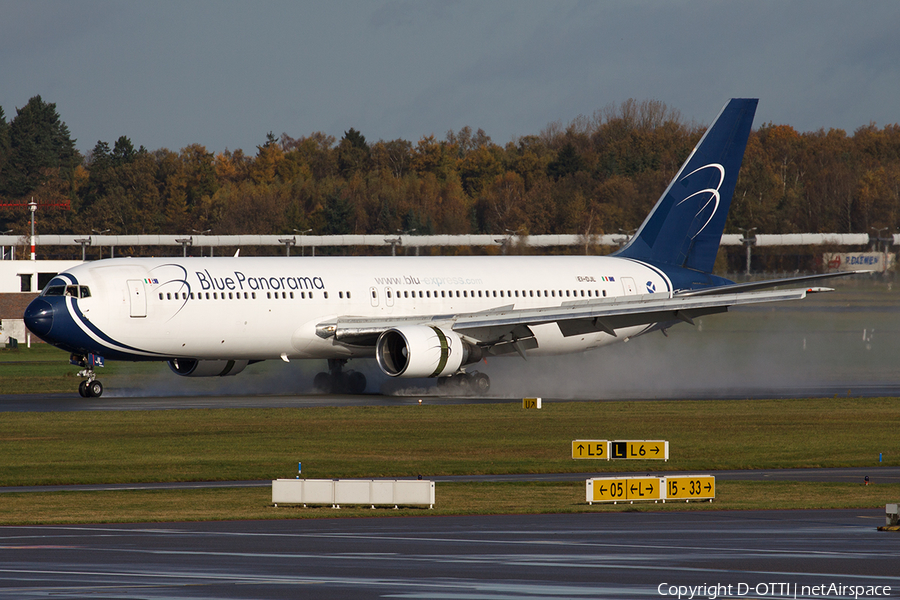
1, 95, 899, 265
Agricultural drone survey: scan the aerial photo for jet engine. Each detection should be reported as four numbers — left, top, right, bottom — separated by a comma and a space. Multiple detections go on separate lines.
375, 325, 481, 378
167, 358, 249, 377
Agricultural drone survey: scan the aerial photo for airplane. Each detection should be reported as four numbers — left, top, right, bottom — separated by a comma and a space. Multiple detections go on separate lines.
23, 98, 851, 398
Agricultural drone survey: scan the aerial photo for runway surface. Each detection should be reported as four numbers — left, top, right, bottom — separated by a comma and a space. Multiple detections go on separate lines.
4, 383, 900, 412
0, 391, 513, 412
0, 510, 894, 599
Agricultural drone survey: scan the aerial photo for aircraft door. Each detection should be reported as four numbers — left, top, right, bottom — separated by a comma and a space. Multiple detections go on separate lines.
369, 287, 379, 307
126, 279, 147, 317
385, 287, 394, 307
622, 277, 637, 295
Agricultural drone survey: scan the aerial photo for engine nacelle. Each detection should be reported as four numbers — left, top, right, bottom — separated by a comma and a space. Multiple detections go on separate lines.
375, 325, 480, 378
168, 358, 249, 377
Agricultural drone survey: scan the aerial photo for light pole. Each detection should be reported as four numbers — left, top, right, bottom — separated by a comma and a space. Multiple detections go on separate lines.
278, 237, 296, 257
293, 228, 312, 256
499, 228, 520, 255
738, 227, 757, 276
0, 229, 11, 261
870, 227, 892, 273
74, 238, 90, 261
870, 227, 890, 253
91, 228, 110, 259
29, 198, 36, 260
385, 237, 401, 256
394, 228, 415, 256
192, 229, 211, 257
616, 228, 636, 248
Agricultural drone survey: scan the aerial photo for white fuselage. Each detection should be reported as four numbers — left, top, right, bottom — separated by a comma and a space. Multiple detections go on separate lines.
60, 255, 672, 361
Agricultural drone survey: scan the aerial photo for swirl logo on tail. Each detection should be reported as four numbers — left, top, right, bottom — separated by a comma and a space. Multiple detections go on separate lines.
676, 163, 725, 239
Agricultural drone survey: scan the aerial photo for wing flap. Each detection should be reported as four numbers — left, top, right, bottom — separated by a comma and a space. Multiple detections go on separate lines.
451, 288, 808, 334
556, 306, 728, 337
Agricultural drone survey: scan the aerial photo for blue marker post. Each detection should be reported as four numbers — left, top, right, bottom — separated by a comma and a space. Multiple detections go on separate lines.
297, 461, 302, 479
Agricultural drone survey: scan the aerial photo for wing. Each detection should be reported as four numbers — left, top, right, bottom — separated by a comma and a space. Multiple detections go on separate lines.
316, 286, 821, 355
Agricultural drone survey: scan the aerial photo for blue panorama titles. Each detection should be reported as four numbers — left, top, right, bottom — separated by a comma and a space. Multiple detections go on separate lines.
195, 269, 326, 292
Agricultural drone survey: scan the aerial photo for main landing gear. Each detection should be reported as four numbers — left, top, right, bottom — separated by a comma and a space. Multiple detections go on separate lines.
436, 371, 491, 395
313, 359, 367, 394
71, 353, 105, 398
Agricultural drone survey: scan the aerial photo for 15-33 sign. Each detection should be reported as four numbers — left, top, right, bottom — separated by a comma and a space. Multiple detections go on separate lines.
587, 475, 715, 504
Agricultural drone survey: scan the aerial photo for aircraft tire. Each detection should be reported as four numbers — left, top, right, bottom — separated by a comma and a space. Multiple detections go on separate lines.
87, 380, 103, 398
313, 372, 333, 393
78, 381, 89, 398
472, 372, 491, 394
347, 371, 366, 394
453, 373, 471, 393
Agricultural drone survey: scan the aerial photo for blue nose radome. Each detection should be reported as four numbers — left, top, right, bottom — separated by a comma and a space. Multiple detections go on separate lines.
24, 298, 54, 339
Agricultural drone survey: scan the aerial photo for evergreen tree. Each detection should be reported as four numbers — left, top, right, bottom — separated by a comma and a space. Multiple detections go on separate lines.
321, 191, 353, 234
546, 143, 584, 180
337, 128, 370, 176
4, 96, 78, 198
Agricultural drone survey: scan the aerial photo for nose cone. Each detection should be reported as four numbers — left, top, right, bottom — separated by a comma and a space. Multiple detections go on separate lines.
24, 298, 54, 339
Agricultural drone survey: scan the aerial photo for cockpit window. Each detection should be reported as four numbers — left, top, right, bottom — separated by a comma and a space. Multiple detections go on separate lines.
41, 281, 90, 298
43, 285, 66, 296
66, 285, 91, 298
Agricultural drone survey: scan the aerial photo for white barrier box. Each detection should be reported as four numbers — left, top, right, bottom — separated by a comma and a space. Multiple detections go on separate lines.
371, 480, 395, 506
301, 479, 335, 505
271, 479, 304, 505
334, 479, 370, 507
394, 480, 435, 507
272, 479, 434, 509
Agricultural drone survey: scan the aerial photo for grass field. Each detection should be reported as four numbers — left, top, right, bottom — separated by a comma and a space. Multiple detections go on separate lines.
1, 398, 898, 486
0, 396, 898, 524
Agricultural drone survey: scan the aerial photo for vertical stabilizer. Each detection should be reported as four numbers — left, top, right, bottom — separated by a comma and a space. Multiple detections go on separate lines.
615, 98, 757, 274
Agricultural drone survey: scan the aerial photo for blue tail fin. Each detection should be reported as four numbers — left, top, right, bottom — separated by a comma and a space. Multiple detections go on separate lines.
615, 98, 757, 274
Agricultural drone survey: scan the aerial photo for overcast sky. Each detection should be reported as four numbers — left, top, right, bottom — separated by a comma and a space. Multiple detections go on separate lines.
2, 0, 898, 156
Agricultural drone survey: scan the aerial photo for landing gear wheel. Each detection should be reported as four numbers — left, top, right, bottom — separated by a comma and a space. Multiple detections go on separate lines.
472, 372, 491, 394
78, 380, 89, 398
347, 371, 367, 394
87, 380, 103, 398
313, 372, 332, 393
453, 373, 471, 393
313, 359, 367, 395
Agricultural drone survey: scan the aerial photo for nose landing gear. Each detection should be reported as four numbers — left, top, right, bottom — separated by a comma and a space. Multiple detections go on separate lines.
78, 378, 103, 398
71, 353, 105, 398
